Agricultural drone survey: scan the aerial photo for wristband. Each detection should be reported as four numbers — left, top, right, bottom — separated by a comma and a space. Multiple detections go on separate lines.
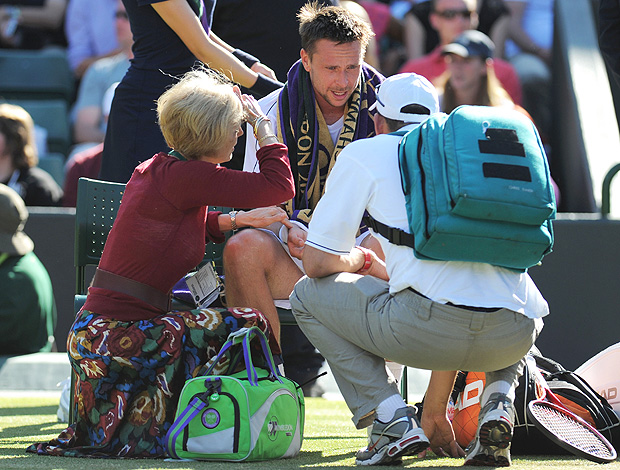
232, 48, 259, 68
250, 74, 284, 98
355, 246, 372, 275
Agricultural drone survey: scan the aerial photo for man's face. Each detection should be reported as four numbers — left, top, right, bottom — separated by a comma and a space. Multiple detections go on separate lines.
430, 0, 477, 45
300, 39, 364, 118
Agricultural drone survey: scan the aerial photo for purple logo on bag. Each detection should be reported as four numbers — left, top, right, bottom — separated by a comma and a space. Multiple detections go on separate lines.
202, 408, 220, 429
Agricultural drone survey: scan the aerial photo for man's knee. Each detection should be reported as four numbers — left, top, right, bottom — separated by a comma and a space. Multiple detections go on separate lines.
223, 229, 276, 267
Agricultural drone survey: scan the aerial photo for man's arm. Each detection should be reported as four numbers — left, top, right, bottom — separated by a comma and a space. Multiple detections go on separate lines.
420, 370, 464, 458
302, 242, 387, 280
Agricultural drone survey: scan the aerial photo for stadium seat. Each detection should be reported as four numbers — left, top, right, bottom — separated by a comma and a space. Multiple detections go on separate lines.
37, 152, 65, 187
0, 48, 75, 103
7, 99, 71, 157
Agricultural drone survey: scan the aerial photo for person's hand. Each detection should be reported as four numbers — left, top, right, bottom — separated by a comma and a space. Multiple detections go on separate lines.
419, 410, 465, 458
251, 62, 278, 81
240, 93, 265, 124
236, 206, 288, 229
287, 225, 307, 260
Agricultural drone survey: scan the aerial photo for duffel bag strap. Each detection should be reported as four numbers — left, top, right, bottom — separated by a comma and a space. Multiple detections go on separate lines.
165, 377, 222, 459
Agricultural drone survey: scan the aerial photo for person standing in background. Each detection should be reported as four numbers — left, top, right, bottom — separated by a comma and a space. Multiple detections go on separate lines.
98, 0, 283, 184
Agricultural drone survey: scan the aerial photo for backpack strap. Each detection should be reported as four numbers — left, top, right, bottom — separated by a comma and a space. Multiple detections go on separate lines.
362, 129, 416, 248
362, 214, 415, 248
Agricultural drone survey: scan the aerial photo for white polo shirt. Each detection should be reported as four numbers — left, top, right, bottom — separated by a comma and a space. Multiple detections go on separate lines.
305, 124, 549, 319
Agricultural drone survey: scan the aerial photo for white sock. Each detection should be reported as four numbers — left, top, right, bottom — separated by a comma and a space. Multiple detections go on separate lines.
480, 380, 515, 406
375, 393, 407, 423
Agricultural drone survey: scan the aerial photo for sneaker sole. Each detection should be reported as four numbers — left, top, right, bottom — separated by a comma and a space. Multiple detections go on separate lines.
356, 431, 430, 466
478, 418, 512, 450
464, 453, 511, 467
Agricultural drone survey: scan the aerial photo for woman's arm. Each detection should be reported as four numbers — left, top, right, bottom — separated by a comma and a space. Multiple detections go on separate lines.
151, 0, 258, 88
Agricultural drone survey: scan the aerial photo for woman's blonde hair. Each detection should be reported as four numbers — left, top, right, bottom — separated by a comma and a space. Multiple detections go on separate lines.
436, 59, 512, 114
0, 103, 38, 170
157, 69, 243, 161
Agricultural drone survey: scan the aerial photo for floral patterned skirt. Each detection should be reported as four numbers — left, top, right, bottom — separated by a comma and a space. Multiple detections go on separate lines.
27, 306, 270, 458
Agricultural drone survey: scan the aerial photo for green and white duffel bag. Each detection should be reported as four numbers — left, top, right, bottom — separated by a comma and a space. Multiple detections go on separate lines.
165, 326, 305, 461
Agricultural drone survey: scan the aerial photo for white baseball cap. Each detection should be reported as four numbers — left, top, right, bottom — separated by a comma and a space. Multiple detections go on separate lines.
369, 73, 439, 123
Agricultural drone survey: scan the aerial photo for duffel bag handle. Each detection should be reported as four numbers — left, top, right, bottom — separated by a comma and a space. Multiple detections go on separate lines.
201, 327, 283, 385
242, 326, 283, 386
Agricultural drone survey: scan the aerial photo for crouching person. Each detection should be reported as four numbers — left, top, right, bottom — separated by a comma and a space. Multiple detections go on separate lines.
289, 73, 548, 466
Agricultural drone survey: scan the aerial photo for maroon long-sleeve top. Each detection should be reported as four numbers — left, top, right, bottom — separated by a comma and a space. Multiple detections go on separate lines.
84, 143, 294, 321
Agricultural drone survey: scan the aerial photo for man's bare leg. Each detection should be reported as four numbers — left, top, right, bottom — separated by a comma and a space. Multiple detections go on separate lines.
223, 229, 303, 344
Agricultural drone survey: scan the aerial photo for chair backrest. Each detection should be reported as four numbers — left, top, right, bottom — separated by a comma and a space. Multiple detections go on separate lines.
0, 49, 75, 103
74, 178, 126, 295
74, 177, 230, 294
38, 152, 66, 187
8, 99, 71, 157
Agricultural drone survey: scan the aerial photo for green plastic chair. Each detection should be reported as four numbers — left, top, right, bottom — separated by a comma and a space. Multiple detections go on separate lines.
37, 152, 66, 187
0, 49, 75, 103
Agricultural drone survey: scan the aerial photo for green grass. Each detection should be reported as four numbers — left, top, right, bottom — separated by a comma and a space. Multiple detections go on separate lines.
0, 394, 618, 470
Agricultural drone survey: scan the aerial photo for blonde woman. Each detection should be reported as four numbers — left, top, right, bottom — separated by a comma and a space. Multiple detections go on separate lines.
29, 69, 294, 458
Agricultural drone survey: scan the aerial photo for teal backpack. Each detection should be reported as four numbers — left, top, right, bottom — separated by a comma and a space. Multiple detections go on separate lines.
365, 105, 556, 271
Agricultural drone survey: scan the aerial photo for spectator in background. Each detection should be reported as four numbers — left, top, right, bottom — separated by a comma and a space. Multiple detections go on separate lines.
436, 30, 519, 112
399, 0, 521, 105
0, 103, 63, 206
504, 0, 553, 142
0, 0, 67, 49
0, 183, 57, 355
70, 0, 131, 151
402, 0, 509, 62
64, 0, 118, 79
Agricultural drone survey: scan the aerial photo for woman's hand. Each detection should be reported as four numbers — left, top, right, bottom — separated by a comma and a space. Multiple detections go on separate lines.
236, 206, 289, 230
241, 94, 265, 125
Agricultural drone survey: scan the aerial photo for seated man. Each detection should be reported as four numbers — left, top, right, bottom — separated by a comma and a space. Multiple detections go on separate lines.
223, 3, 384, 391
289, 73, 548, 466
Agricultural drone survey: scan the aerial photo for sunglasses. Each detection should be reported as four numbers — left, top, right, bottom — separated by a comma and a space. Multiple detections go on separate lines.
115, 10, 129, 20
434, 9, 473, 20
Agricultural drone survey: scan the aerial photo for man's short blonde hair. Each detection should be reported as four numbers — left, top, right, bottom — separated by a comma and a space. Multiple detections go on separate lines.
157, 69, 243, 161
